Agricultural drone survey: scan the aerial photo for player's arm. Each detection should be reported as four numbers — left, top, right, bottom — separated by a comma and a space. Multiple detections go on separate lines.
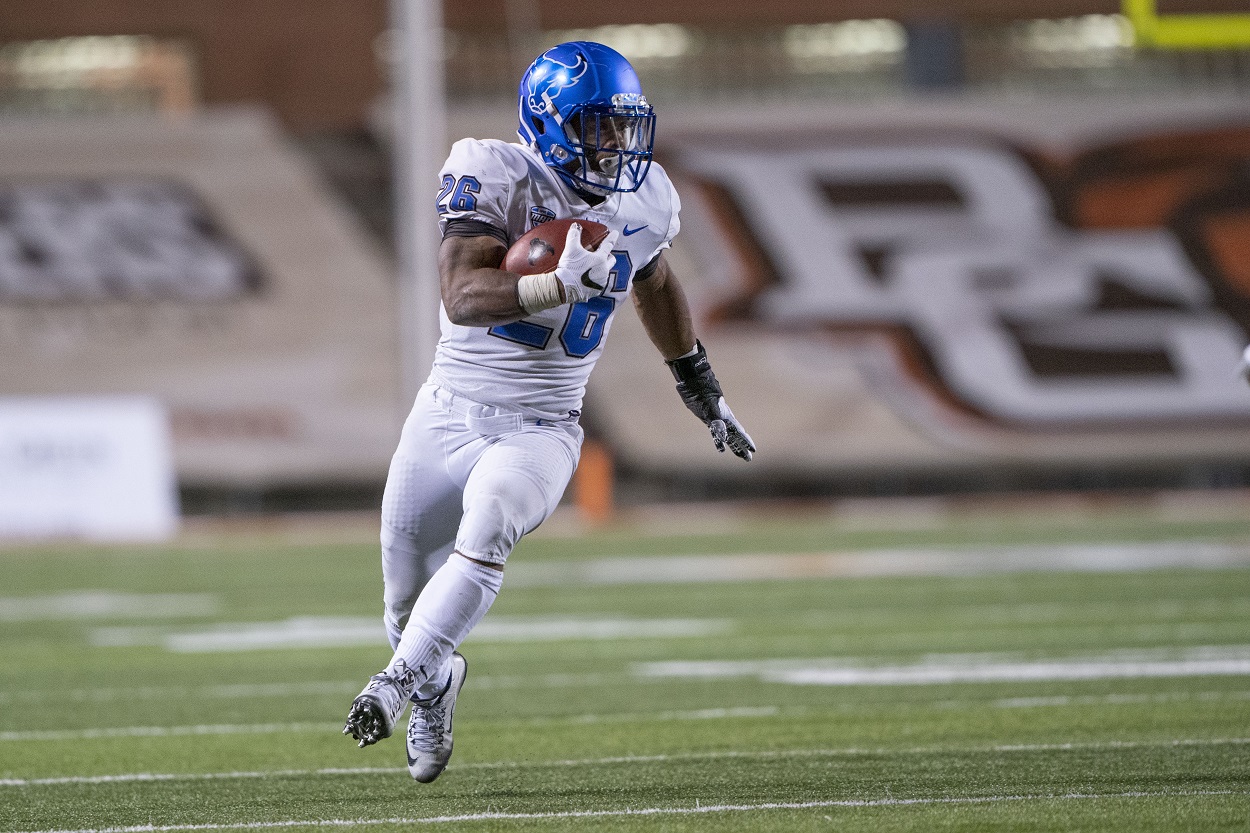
441, 224, 618, 327
438, 234, 527, 327
629, 253, 697, 360
632, 255, 756, 461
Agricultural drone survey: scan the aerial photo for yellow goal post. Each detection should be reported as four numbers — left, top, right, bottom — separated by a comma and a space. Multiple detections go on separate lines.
1123, 0, 1250, 48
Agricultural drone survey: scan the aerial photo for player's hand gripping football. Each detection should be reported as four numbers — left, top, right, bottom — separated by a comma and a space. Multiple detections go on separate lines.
554, 223, 618, 304
666, 341, 756, 461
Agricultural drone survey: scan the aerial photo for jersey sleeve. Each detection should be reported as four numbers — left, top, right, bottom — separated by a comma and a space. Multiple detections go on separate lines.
644, 165, 682, 264
436, 139, 513, 239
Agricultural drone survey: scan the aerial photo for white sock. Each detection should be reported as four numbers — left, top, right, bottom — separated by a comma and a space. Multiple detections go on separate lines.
385, 553, 503, 700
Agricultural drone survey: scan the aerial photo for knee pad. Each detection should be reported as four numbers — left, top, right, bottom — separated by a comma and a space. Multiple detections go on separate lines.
455, 481, 545, 566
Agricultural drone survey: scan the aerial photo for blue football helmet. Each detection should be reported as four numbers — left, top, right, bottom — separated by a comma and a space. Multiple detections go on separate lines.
517, 41, 655, 196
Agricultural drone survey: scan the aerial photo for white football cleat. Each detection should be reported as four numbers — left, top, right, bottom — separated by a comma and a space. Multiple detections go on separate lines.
406, 652, 468, 783
342, 661, 418, 748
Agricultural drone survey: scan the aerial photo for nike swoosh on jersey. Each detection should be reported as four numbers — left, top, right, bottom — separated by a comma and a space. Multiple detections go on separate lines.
622, 224, 647, 236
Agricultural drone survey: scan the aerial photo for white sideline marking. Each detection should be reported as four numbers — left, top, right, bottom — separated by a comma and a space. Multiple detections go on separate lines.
4, 736, 1246, 787
90, 616, 730, 652
11, 789, 1250, 832
0, 591, 218, 622
635, 645, 1250, 686
505, 540, 1250, 586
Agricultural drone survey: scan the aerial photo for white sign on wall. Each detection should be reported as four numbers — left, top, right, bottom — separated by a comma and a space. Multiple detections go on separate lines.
0, 398, 179, 541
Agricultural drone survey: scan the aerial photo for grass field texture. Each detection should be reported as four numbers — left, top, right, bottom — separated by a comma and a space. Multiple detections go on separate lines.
2, 492, 1250, 831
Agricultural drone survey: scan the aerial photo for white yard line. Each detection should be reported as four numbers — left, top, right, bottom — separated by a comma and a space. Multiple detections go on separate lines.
549, 706, 780, 725
0, 673, 623, 706
635, 644, 1250, 686
504, 540, 1250, 586
0, 591, 219, 622
0, 723, 336, 743
992, 689, 1250, 708
0, 706, 773, 744
89, 616, 731, 653
0, 767, 402, 787
11, 788, 1250, 832
4, 737, 1246, 787
5, 679, 1250, 743
7, 669, 1248, 708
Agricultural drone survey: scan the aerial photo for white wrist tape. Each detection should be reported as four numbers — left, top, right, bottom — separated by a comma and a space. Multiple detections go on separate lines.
516, 271, 564, 315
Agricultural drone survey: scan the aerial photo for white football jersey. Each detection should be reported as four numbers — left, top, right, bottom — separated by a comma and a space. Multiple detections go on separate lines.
431, 138, 681, 420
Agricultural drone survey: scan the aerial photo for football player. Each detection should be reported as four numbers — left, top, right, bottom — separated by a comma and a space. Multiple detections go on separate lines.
343, 40, 755, 782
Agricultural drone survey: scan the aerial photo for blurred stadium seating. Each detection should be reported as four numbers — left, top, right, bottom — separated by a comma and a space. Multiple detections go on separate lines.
2, 1, 1250, 520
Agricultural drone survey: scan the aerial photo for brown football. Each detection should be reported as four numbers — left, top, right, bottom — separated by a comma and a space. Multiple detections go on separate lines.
503, 219, 610, 275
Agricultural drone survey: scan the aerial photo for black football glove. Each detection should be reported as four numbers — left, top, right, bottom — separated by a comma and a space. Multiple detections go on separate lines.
666, 341, 756, 462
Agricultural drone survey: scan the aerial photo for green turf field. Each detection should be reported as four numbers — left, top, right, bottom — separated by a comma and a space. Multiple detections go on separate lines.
2, 495, 1250, 832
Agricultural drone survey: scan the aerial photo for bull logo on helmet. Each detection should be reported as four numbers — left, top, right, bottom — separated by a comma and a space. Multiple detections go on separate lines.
526, 52, 589, 120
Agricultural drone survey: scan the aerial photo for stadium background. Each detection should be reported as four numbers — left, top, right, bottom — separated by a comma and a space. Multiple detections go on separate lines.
2, 0, 1250, 523
4, 6, 1250, 831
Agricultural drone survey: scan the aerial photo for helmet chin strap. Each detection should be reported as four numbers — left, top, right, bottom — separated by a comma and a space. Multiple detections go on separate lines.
572, 179, 612, 201
559, 168, 612, 203
578, 166, 623, 199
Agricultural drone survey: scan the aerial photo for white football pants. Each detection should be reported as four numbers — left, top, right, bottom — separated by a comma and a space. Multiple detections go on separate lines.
379, 382, 582, 650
